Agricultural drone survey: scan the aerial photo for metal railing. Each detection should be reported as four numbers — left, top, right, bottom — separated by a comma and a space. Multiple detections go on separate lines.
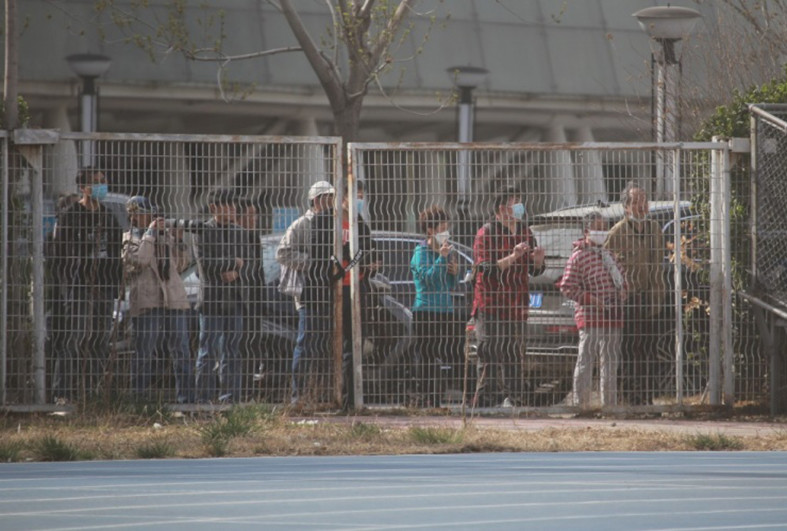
347, 141, 742, 411
0, 132, 769, 412
1, 131, 342, 407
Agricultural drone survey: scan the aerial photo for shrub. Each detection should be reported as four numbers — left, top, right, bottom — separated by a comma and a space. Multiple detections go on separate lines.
135, 440, 176, 459
684, 432, 744, 451
0, 440, 23, 462
35, 435, 92, 461
408, 427, 463, 445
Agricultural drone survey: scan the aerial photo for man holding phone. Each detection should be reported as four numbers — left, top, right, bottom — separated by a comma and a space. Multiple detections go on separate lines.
471, 187, 545, 407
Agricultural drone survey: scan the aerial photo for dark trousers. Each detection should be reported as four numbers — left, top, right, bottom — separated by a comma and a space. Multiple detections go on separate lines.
474, 312, 527, 406
52, 286, 114, 400
621, 295, 660, 405
412, 311, 460, 406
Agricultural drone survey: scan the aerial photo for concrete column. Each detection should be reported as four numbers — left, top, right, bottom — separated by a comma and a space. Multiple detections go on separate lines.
574, 126, 607, 205
296, 117, 327, 209
543, 123, 577, 211
43, 105, 78, 199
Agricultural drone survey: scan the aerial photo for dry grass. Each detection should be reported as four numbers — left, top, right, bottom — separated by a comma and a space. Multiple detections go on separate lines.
1, 405, 787, 462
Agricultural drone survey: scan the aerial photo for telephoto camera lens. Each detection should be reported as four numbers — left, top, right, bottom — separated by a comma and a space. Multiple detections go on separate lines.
165, 218, 203, 231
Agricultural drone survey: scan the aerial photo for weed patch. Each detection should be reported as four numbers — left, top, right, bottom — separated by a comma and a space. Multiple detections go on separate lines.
135, 440, 176, 459
35, 435, 92, 461
0, 440, 23, 462
684, 432, 744, 451
197, 406, 264, 457
408, 427, 464, 445
349, 422, 383, 440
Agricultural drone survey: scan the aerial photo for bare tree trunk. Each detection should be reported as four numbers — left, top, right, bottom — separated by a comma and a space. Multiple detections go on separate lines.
332, 99, 363, 144
4, 0, 18, 129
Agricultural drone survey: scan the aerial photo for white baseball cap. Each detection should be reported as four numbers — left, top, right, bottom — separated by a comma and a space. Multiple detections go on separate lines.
308, 180, 335, 201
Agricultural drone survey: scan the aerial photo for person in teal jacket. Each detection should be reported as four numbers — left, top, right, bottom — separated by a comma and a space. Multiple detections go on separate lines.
410, 205, 460, 407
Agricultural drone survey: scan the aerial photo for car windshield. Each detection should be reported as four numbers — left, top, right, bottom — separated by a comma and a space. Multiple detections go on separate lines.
530, 224, 583, 261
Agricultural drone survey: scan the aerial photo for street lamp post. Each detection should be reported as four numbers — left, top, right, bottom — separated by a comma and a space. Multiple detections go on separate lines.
447, 65, 488, 242
634, 6, 704, 407
66, 53, 112, 168
633, 6, 701, 198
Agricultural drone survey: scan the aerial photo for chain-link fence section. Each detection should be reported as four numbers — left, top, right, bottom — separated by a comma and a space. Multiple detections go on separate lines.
1, 131, 341, 407
751, 106, 787, 301
347, 142, 744, 411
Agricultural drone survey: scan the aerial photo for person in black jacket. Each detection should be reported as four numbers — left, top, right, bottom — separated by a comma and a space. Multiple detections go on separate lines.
236, 199, 267, 397
50, 168, 123, 400
336, 181, 377, 409
192, 189, 247, 403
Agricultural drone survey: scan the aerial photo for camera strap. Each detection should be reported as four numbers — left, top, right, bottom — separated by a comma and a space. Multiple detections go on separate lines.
330, 249, 364, 281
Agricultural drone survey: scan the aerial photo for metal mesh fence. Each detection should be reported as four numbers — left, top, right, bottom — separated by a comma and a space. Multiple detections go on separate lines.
1, 132, 341, 407
347, 142, 743, 411
0, 133, 770, 411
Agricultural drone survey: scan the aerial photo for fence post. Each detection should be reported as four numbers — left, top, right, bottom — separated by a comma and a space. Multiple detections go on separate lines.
346, 153, 365, 409
14, 130, 59, 405
333, 168, 345, 407
720, 140, 734, 405
709, 143, 723, 405
1, 135, 7, 405
671, 148, 684, 404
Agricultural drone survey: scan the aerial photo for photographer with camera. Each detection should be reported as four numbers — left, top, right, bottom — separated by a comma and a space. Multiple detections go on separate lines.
122, 196, 194, 403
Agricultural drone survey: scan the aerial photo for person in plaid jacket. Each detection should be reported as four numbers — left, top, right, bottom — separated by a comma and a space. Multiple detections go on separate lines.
558, 211, 628, 410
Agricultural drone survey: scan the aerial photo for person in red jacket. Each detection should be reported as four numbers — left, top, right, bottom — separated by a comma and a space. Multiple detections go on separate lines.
558, 211, 628, 410
471, 187, 545, 407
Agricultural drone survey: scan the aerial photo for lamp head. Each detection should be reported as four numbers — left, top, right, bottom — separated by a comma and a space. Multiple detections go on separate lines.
446, 65, 489, 89
633, 6, 702, 41
66, 54, 112, 79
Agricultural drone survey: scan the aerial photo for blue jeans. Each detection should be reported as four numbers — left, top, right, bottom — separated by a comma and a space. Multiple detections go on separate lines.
292, 305, 331, 403
196, 310, 243, 402
132, 308, 194, 403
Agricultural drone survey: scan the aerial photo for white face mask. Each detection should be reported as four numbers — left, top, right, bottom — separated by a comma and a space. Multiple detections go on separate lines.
588, 230, 608, 246
628, 214, 648, 223
434, 231, 450, 246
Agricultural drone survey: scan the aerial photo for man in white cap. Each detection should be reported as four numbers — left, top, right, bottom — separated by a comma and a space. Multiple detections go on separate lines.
276, 180, 335, 405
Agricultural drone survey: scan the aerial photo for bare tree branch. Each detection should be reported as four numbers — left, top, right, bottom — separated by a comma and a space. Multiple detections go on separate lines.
370, 0, 415, 68
279, 0, 341, 95
185, 46, 302, 62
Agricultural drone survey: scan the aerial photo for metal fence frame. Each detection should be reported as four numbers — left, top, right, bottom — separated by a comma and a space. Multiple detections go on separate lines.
347, 141, 735, 411
0, 132, 761, 412
0, 130, 343, 408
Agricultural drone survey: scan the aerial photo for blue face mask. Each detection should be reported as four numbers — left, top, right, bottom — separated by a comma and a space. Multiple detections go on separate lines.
511, 202, 526, 221
91, 183, 108, 201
